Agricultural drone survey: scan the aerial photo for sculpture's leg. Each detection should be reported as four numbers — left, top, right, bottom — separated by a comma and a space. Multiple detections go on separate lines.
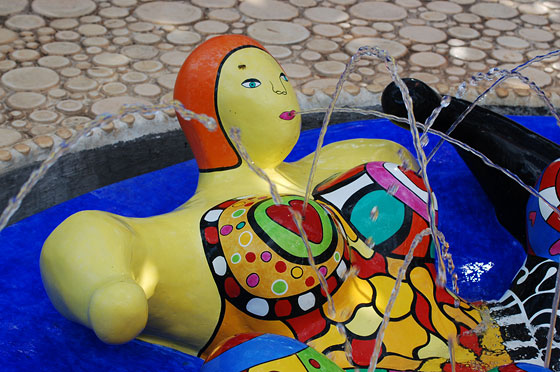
381, 79, 560, 245
40, 210, 148, 344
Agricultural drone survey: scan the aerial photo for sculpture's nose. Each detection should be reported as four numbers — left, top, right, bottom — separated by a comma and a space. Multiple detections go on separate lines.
270, 78, 287, 95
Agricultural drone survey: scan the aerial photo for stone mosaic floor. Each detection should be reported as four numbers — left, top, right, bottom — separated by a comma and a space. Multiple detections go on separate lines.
0, 0, 560, 170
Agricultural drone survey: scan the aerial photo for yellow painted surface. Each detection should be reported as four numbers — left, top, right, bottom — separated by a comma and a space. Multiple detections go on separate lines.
417, 333, 450, 359
382, 316, 429, 358
370, 276, 414, 319
328, 275, 373, 323
345, 305, 382, 337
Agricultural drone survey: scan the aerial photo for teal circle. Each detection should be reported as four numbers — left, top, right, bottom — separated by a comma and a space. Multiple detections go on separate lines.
236, 221, 246, 229
350, 190, 404, 245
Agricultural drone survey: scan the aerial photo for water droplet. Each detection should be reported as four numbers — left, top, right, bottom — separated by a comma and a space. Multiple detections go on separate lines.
456, 82, 467, 99
398, 149, 411, 170
441, 95, 451, 108
337, 323, 345, 334
387, 183, 399, 195
420, 135, 429, 147
454, 298, 460, 308
365, 237, 375, 249
370, 206, 379, 221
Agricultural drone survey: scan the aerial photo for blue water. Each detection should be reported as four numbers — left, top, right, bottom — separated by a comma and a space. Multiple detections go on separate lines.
0, 116, 557, 371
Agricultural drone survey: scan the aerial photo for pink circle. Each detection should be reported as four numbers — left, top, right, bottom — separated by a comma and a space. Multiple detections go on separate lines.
246, 273, 260, 288
319, 266, 328, 276
220, 225, 233, 236
261, 251, 272, 262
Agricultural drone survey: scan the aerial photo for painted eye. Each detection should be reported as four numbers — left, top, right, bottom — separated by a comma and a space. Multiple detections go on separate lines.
280, 73, 288, 82
241, 78, 261, 88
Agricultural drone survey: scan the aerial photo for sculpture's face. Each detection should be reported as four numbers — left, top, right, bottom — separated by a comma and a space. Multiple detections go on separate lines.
216, 47, 301, 169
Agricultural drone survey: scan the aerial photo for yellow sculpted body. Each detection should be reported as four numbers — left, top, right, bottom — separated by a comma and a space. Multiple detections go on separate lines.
40, 35, 509, 371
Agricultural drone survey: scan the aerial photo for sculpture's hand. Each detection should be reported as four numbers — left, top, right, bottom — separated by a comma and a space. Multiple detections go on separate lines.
40, 210, 148, 344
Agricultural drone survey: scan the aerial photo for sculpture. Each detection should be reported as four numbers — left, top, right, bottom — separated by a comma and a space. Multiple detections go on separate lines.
40, 35, 556, 370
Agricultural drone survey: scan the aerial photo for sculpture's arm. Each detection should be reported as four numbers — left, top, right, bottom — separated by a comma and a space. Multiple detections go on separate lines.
40, 210, 149, 344
276, 138, 419, 189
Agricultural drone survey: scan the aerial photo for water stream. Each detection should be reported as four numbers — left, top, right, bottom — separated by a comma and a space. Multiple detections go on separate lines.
0, 46, 559, 370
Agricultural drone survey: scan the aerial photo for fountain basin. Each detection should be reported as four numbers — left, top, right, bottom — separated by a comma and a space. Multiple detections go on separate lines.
1, 117, 559, 370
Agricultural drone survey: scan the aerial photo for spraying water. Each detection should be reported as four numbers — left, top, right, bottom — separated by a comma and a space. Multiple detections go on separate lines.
0, 46, 559, 370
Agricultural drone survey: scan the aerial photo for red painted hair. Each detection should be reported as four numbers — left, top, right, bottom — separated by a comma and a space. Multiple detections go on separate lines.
174, 35, 265, 172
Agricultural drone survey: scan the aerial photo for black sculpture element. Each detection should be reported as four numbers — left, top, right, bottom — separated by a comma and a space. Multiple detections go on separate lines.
381, 78, 560, 245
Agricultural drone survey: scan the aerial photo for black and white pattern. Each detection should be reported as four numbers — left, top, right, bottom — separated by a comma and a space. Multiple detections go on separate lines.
490, 255, 560, 371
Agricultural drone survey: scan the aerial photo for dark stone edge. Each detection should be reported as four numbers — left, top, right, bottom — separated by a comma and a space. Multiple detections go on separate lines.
0, 105, 551, 225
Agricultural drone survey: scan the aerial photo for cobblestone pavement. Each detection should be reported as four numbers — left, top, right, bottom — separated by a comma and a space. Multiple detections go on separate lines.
0, 0, 559, 170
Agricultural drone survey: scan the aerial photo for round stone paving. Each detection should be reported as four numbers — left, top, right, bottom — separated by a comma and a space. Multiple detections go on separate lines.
519, 28, 554, 42
192, 0, 236, 8
0, 28, 18, 44
2, 67, 59, 91
304, 7, 349, 23
497, 36, 530, 50
410, 52, 446, 67
349, 2, 408, 21
448, 27, 480, 40
122, 45, 158, 60
449, 46, 487, 61
41, 41, 81, 55
160, 51, 188, 66
314, 60, 346, 76
492, 49, 524, 63
399, 26, 446, 44
239, 0, 298, 20
485, 19, 517, 31
345, 37, 407, 58
0, 0, 558, 166
92, 52, 129, 67
248, 21, 310, 45
134, 2, 203, 25
91, 95, 151, 115
30, 110, 58, 123
194, 20, 229, 34
6, 15, 46, 31
64, 76, 98, 92
166, 30, 201, 45
0, 0, 28, 16
156, 74, 177, 90
426, 1, 462, 14
7, 92, 46, 110
32, 0, 97, 18
470, 2, 519, 19
501, 65, 552, 88
283, 63, 312, 79
0, 128, 23, 148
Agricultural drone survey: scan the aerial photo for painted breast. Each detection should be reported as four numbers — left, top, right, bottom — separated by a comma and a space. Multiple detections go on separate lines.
200, 195, 350, 320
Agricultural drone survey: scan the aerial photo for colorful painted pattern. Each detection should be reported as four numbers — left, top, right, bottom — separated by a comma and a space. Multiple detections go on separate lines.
201, 333, 343, 371
488, 362, 554, 372
527, 158, 560, 261
201, 195, 349, 320
490, 255, 560, 371
199, 162, 512, 370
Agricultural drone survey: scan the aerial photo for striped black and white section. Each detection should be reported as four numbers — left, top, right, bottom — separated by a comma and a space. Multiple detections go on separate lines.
489, 255, 560, 371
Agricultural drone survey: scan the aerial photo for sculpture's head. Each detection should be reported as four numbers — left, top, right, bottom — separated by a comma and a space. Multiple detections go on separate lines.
174, 35, 301, 172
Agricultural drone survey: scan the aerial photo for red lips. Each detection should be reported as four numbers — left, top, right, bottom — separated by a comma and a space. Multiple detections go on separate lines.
279, 110, 296, 120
